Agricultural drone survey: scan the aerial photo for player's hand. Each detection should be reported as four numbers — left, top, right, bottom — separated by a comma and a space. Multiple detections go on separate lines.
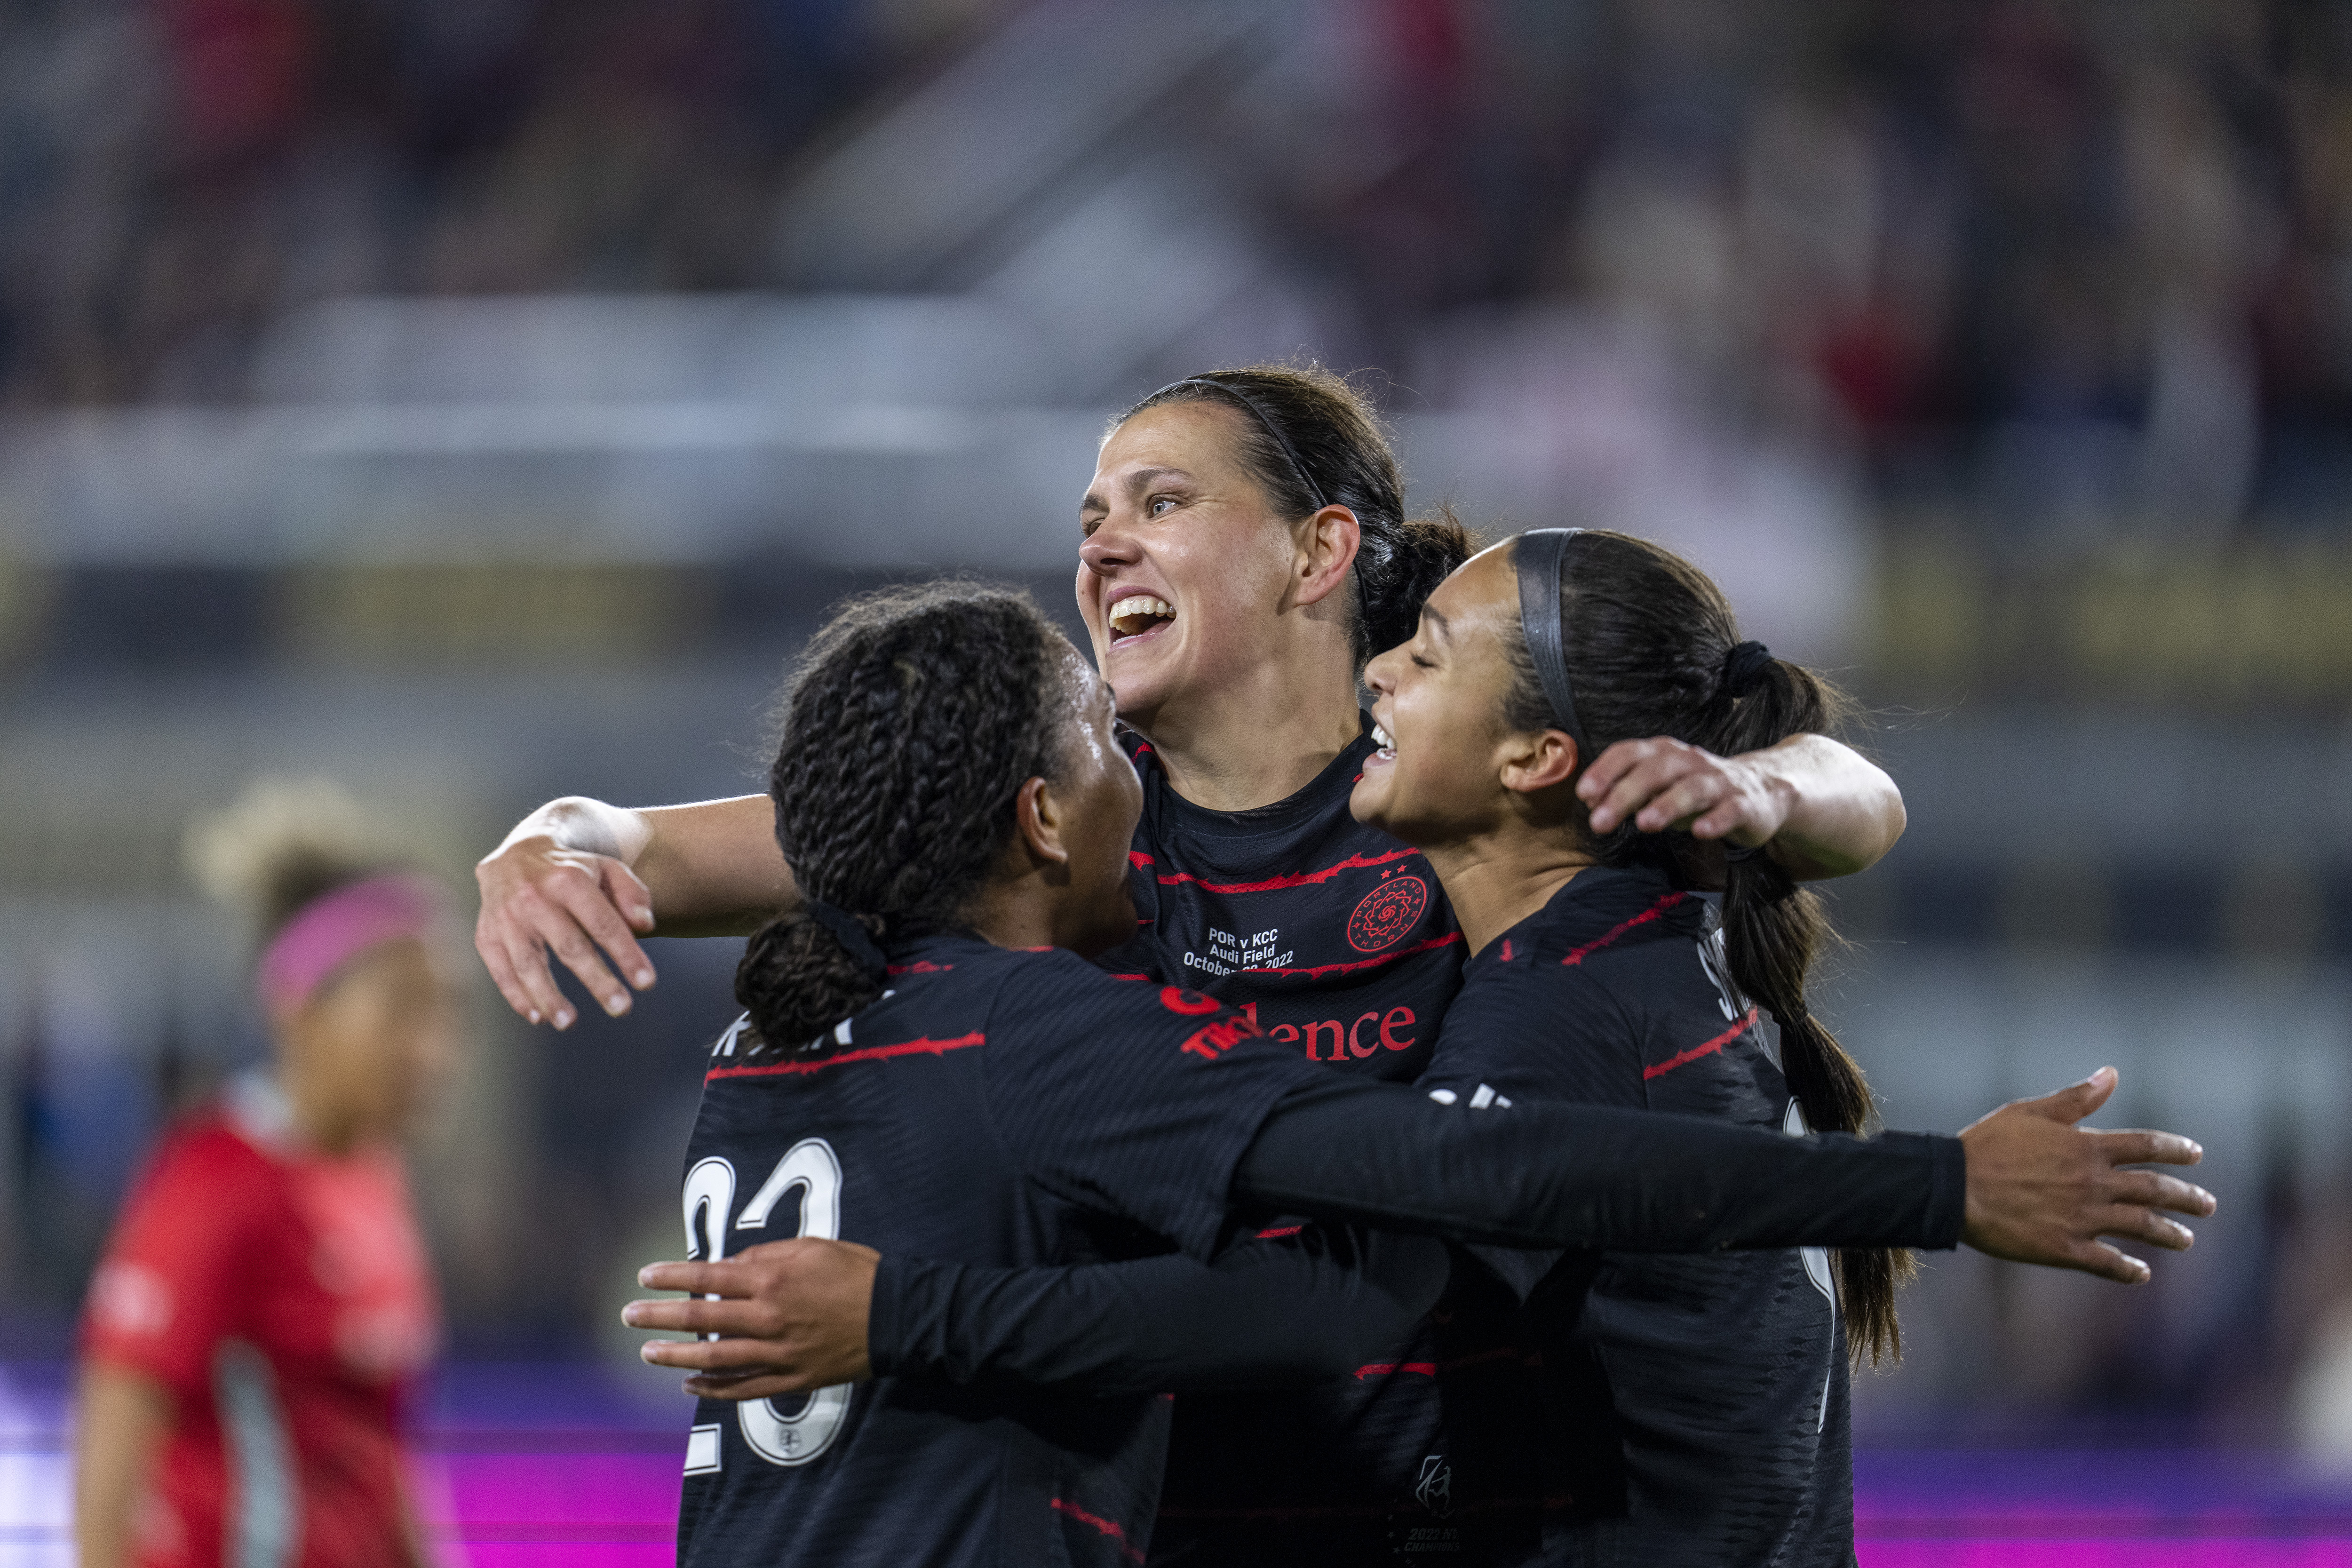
1957, 1067, 2214, 1283
474, 834, 655, 1029
624, 1238, 880, 1399
1578, 737, 1784, 846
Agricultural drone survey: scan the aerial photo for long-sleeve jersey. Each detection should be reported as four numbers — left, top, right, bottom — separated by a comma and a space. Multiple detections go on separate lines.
673, 937, 1313, 1568
678, 932, 1963, 1567
1418, 865, 1859, 1567
1093, 719, 1472, 1563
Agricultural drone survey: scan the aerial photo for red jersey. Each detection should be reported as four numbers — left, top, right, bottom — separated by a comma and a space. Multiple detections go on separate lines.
79, 1074, 440, 1568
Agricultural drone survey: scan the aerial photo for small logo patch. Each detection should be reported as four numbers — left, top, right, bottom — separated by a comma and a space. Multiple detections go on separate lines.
1347, 875, 1429, 953
1414, 1454, 1454, 1518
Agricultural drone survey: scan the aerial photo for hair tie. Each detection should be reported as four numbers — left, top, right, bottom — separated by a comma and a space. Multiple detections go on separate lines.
1145, 377, 1330, 513
1513, 529, 1595, 765
1722, 640, 1774, 698
803, 899, 888, 982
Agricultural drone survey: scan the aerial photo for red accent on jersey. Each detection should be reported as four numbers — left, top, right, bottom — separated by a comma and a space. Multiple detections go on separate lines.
1643, 1009, 1760, 1081
1049, 1497, 1147, 1565
1178, 1013, 1264, 1062
1152, 846, 1420, 895
1345, 875, 1430, 953
80, 1103, 438, 1568
885, 959, 954, 976
1562, 891, 1689, 967
1255, 1224, 1304, 1239
1159, 987, 1222, 1016
1128, 851, 1155, 869
1500, 939, 1514, 963
1352, 1361, 1439, 1380
706, 1032, 986, 1081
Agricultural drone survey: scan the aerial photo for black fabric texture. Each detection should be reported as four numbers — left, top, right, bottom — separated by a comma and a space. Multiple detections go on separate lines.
1236, 1075, 1963, 1253
1416, 865, 1877, 1565
674, 934, 1322, 1568
869, 1229, 1450, 1395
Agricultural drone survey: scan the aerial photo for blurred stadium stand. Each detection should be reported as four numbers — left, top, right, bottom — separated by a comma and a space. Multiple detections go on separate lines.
1, 0, 2349, 1465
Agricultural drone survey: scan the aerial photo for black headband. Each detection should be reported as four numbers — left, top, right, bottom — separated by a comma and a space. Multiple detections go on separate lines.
803, 898, 888, 983
1514, 528, 1594, 764
1144, 377, 1330, 514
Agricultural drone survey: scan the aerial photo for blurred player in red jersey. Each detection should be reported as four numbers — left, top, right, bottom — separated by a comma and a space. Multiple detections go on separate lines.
75, 782, 460, 1568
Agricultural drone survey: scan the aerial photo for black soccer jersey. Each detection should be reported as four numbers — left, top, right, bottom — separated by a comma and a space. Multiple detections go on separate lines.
673, 934, 1324, 1568
1419, 866, 1854, 1568
1090, 718, 1475, 1564
1096, 717, 1463, 1082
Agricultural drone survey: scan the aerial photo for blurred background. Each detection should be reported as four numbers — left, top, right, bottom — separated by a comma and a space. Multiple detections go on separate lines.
2, 0, 2351, 1559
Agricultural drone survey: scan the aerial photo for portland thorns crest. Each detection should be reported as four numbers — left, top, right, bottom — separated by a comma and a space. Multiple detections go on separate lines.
1346, 872, 1428, 953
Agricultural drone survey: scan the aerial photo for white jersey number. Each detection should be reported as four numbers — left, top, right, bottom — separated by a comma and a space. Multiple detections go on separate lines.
680, 1139, 852, 1467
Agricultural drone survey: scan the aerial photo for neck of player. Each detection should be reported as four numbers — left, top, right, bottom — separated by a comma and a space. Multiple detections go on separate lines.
1419, 809, 1597, 959
278, 1056, 368, 1155
1124, 630, 1365, 814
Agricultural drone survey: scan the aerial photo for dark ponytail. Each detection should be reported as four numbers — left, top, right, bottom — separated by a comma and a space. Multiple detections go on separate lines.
1122, 365, 1474, 666
735, 583, 1077, 1049
1502, 531, 1911, 1366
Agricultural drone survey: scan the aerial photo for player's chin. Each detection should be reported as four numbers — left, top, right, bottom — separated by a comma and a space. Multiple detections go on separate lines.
1348, 770, 1398, 831
1101, 634, 1182, 709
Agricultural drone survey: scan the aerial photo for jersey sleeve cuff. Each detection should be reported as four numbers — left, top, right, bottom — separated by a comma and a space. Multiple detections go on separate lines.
866, 1253, 960, 1381
1918, 1131, 1967, 1251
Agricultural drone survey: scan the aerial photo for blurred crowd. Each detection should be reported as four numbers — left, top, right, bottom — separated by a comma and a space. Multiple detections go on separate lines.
3, 0, 2350, 538
0, 0, 1013, 404
2, 0, 2350, 1443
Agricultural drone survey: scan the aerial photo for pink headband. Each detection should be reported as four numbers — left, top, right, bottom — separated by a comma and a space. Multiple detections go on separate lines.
257, 874, 440, 1015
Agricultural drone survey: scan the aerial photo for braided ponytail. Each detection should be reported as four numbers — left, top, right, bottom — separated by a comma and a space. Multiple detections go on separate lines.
1501, 530, 1911, 1366
736, 584, 1075, 1049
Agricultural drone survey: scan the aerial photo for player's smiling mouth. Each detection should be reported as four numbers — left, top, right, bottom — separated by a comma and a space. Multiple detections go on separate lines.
1368, 719, 1396, 765
1107, 594, 1175, 646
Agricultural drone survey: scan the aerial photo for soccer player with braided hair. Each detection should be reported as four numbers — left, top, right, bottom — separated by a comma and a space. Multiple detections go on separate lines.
482, 364, 1919, 1557
501, 365, 2191, 1561
628, 580, 2212, 1568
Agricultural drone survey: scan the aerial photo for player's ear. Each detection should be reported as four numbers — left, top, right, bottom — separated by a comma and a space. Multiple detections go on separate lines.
1498, 729, 1578, 795
1014, 776, 1072, 867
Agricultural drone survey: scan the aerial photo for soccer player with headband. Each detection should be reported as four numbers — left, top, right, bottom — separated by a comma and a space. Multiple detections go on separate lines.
77, 785, 459, 1568
616, 581, 2210, 1568
474, 364, 1918, 1555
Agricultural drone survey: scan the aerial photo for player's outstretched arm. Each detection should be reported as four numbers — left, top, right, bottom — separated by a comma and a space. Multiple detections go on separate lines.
1953, 1067, 2205, 1283
1231, 1069, 2210, 1279
627, 1229, 1449, 1400
1578, 732, 1904, 880
473, 794, 791, 1028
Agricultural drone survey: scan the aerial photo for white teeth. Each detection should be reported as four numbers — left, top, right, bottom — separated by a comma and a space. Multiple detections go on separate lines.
1108, 595, 1175, 636
1372, 722, 1395, 750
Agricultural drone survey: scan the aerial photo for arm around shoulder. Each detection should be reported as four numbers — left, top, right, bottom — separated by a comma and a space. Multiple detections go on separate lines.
1750, 733, 1905, 880
875, 1230, 1449, 1396
474, 793, 793, 1027
1574, 732, 1904, 880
